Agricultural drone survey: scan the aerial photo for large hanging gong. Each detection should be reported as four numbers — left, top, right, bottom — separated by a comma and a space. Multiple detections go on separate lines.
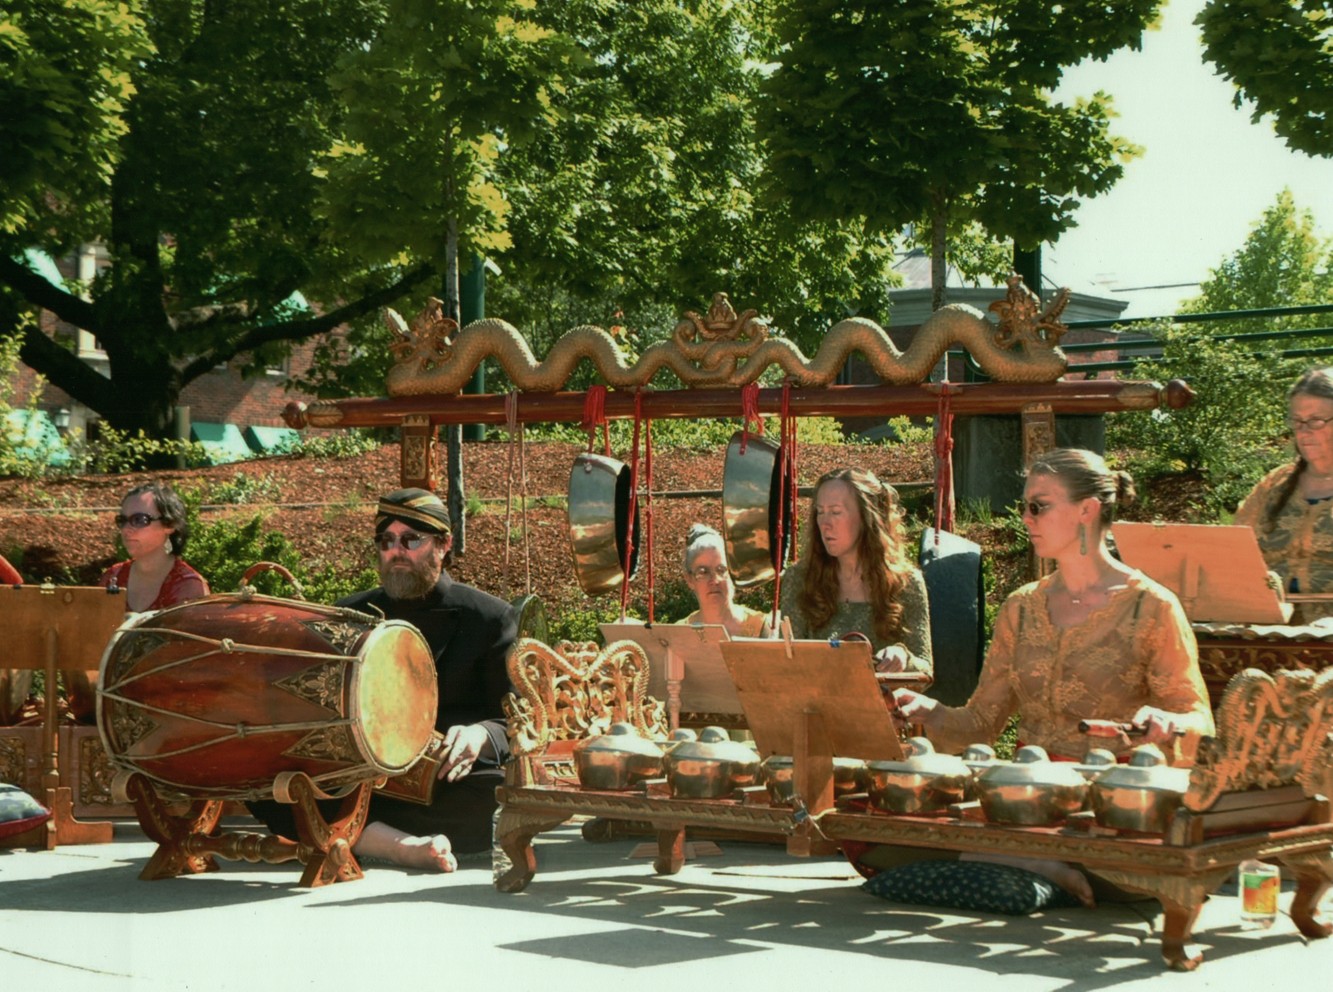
567, 452, 641, 597
721, 431, 791, 587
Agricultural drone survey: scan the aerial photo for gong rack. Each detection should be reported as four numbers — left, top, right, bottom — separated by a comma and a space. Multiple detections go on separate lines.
496, 639, 1333, 973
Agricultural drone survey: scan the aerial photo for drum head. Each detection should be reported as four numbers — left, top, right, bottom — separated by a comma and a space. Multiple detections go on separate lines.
352, 621, 438, 774
722, 431, 792, 587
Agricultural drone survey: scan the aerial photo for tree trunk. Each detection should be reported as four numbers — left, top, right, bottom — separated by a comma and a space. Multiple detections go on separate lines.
930, 192, 948, 313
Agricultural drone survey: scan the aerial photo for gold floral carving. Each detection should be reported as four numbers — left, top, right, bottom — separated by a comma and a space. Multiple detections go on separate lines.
399, 415, 434, 485
274, 660, 347, 713
503, 638, 667, 759
1185, 667, 1333, 812
303, 619, 367, 658
385, 283, 1070, 396
0, 736, 26, 785
104, 631, 172, 682
284, 724, 360, 765
108, 703, 156, 754
79, 734, 119, 806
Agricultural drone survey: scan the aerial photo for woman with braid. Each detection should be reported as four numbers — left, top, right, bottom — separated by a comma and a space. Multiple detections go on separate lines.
1235, 367, 1333, 622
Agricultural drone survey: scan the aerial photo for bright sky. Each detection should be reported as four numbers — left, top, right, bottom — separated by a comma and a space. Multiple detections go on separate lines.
1048, 0, 1332, 318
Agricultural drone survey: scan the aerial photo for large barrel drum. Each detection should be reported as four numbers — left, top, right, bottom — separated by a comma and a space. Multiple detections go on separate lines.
96, 595, 437, 800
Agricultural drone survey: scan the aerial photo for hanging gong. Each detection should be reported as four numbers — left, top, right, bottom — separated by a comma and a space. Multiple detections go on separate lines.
721, 430, 791, 588
567, 452, 641, 597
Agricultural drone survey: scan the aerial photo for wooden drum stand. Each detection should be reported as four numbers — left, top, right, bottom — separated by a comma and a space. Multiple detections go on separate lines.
110, 769, 374, 888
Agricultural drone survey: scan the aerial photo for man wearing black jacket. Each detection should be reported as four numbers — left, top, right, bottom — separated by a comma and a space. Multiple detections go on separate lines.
251, 488, 516, 871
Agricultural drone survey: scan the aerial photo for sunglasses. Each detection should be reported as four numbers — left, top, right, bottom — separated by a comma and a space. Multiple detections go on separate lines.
1021, 500, 1059, 518
374, 531, 433, 552
116, 512, 162, 529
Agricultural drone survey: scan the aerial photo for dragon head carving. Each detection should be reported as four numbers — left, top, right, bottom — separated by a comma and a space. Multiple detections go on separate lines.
386, 297, 456, 372
989, 274, 1069, 351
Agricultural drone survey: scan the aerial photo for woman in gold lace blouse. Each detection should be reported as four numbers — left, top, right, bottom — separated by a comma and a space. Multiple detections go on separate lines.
894, 448, 1213, 759
1234, 367, 1333, 621
779, 467, 931, 676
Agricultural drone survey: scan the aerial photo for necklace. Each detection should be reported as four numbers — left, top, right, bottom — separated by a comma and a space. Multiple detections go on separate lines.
1062, 577, 1099, 605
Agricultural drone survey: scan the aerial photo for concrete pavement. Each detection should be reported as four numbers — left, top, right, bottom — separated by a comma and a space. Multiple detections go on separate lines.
1, 818, 1329, 991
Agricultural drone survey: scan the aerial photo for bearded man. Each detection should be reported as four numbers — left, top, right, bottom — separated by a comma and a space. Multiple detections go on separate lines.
249, 488, 517, 871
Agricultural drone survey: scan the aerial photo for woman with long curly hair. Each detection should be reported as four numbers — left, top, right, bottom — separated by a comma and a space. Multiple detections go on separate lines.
778, 467, 931, 675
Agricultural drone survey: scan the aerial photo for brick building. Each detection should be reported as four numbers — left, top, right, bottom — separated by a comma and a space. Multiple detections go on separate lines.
7, 247, 331, 462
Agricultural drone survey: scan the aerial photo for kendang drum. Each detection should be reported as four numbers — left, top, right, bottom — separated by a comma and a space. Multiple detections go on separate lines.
96, 594, 437, 800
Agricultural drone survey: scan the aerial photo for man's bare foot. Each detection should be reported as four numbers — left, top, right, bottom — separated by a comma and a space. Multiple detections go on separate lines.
961, 853, 1096, 907
353, 821, 457, 872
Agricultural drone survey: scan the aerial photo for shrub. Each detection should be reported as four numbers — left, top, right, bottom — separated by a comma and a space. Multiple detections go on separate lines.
206, 472, 283, 505
1107, 328, 1298, 518
275, 429, 382, 459
65, 424, 208, 475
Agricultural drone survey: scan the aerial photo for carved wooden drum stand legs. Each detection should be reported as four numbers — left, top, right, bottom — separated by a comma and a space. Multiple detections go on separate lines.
112, 770, 372, 887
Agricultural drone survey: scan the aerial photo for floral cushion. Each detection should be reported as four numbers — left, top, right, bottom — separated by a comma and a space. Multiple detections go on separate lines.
0, 783, 51, 840
860, 859, 1082, 916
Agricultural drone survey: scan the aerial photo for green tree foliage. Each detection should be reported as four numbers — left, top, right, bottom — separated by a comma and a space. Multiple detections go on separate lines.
1179, 189, 1333, 326
759, 0, 1160, 309
0, 1, 438, 438
0, 0, 151, 239
494, 0, 899, 354
1110, 192, 1333, 514
1197, 0, 1333, 158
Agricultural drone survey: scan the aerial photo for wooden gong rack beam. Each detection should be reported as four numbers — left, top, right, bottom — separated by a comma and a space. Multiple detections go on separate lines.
284, 378, 1191, 489
286, 378, 1191, 428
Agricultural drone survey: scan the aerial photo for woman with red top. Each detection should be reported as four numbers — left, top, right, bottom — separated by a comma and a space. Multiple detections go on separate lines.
0, 553, 20, 585
99, 482, 209, 611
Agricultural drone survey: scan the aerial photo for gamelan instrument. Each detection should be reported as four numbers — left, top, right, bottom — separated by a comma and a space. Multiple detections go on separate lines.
96, 594, 437, 799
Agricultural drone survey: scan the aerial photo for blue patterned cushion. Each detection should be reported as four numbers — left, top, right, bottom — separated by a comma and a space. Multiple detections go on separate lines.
0, 783, 51, 840
861, 859, 1081, 916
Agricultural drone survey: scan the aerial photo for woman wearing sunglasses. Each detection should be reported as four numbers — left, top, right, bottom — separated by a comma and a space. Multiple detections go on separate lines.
680, 523, 770, 637
779, 467, 932, 675
99, 482, 210, 612
895, 448, 1211, 761
884, 449, 1212, 905
1235, 366, 1333, 621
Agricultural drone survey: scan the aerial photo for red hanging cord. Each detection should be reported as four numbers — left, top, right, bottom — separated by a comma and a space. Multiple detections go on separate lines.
739, 382, 763, 454
934, 382, 957, 542
770, 382, 798, 632
783, 383, 799, 548
618, 389, 645, 622
581, 385, 610, 455
644, 413, 655, 625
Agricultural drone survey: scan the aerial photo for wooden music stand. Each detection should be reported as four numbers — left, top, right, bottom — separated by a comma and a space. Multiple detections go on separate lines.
599, 621, 735, 730
720, 636, 904, 850
2, 583, 128, 849
1113, 522, 1294, 624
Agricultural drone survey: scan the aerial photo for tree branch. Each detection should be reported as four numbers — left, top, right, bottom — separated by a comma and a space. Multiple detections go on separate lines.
0, 254, 98, 331
13, 321, 120, 413
177, 261, 440, 382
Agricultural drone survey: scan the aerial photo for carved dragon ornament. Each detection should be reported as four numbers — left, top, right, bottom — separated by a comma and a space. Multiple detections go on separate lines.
384, 277, 1070, 395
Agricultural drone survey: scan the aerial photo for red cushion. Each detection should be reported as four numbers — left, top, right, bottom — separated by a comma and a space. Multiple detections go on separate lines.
0, 784, 51, 840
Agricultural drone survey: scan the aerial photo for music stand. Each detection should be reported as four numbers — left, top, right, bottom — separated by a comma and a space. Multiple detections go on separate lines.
599, 621, 735, 730
1113, 522, 1293, 624
721, 637, 904, 827
3, 583, 127, 848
